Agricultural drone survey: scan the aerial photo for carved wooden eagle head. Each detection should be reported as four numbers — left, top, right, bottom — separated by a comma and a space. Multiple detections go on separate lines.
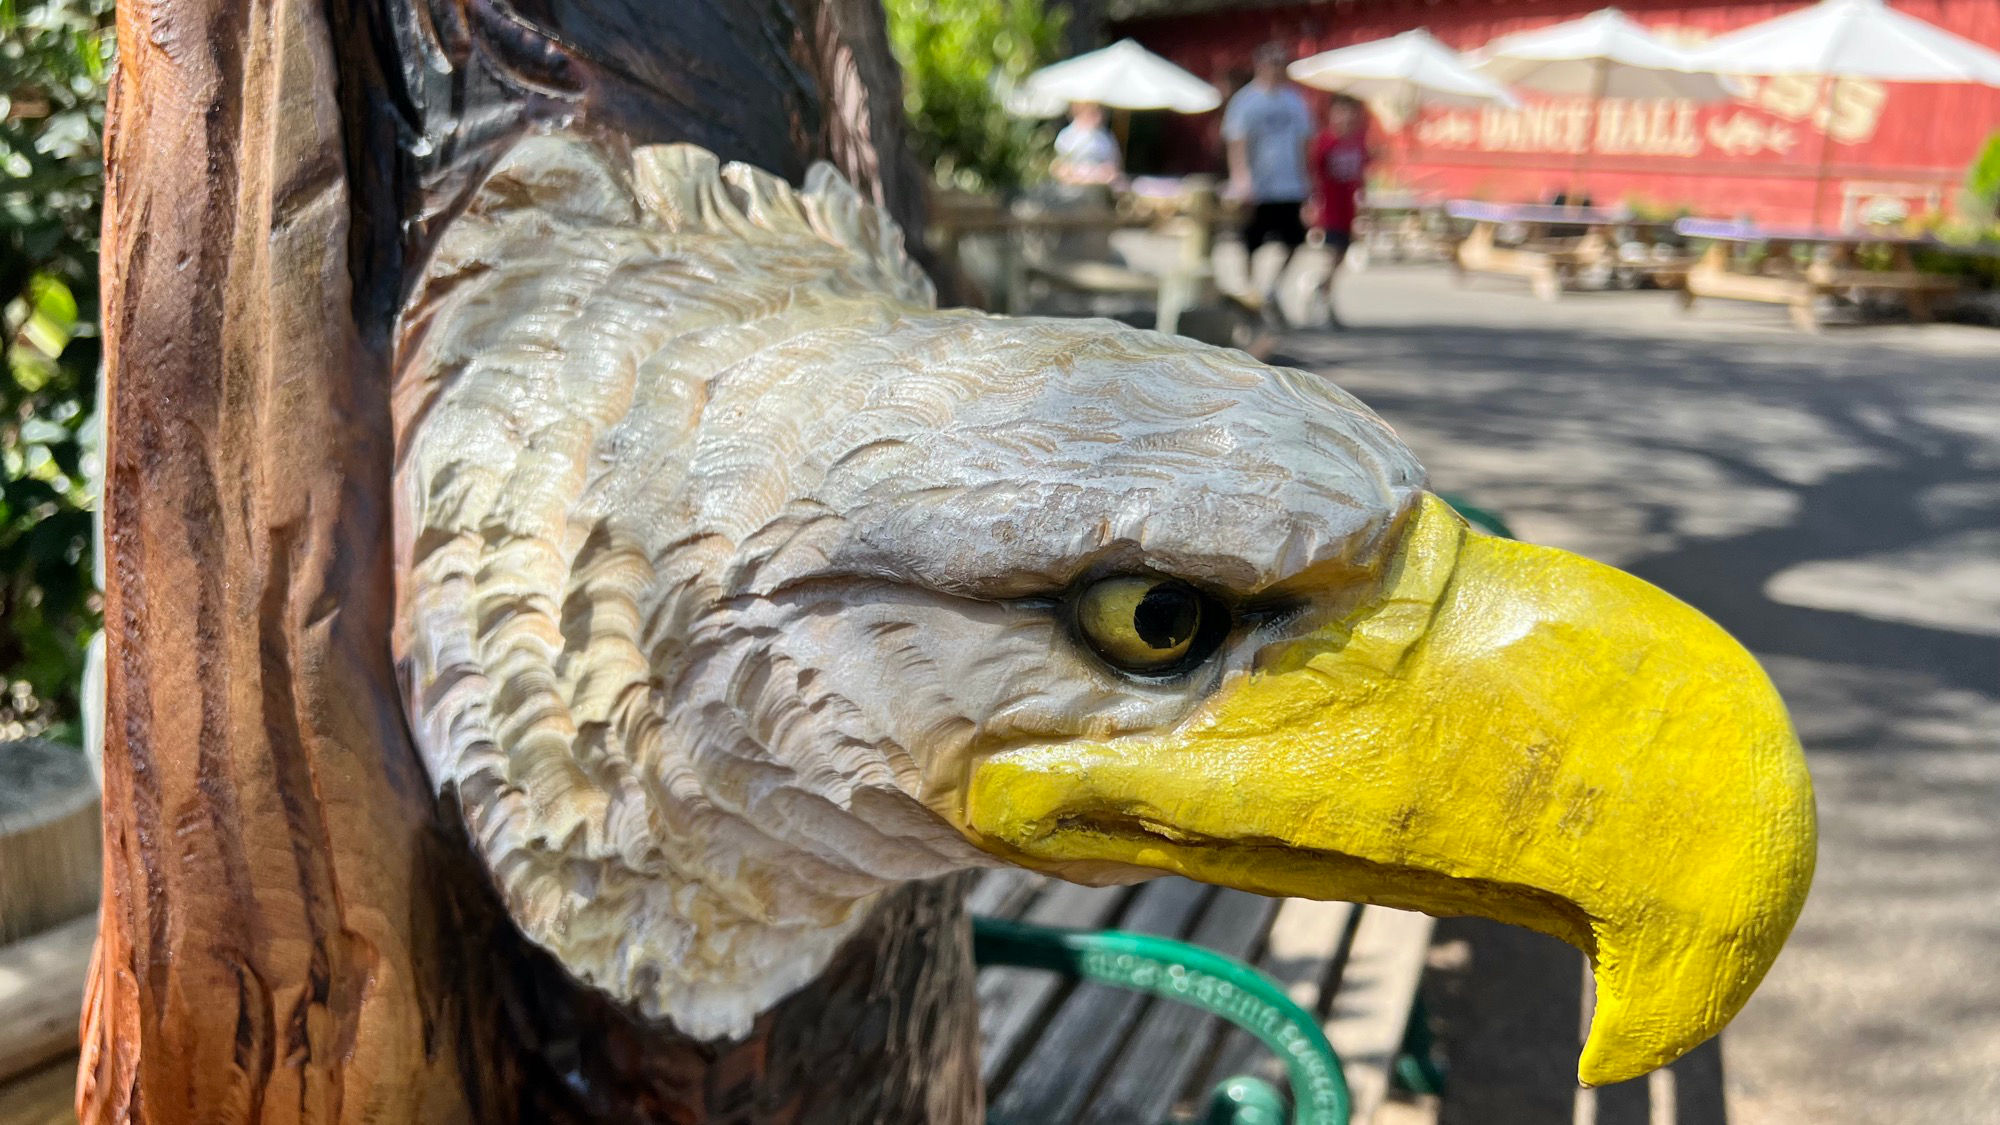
392, 131, 1814, 1086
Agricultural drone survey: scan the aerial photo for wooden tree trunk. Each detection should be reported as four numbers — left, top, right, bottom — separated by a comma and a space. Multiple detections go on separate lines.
86, 2, 961, 1121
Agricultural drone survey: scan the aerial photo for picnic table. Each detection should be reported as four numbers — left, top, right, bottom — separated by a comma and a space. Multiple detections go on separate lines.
926, 183, 1227, 335
1673, 218, 1968, 331
1447, 201, 1691, 301
974, 869, 1438, 1125
1350, 192, 1453, 270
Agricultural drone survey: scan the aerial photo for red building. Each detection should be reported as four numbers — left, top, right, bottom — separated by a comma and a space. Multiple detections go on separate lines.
1112, 0, 2000, 225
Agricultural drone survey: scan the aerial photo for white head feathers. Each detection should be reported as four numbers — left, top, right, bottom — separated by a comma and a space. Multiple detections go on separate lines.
392, 131, 1424, 1039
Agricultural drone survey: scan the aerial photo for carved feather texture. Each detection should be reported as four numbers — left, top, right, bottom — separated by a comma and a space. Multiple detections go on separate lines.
392, 129, 1425, 1039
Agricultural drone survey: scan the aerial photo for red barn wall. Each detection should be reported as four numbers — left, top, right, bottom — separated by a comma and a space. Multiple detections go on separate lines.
1117, 0, 2000, 226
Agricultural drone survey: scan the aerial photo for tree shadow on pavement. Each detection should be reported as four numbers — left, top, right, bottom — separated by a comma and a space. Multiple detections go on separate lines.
1419, 917, 1727, 1125
1284, 320, 2000, 699
1284, 311, 2000, 1125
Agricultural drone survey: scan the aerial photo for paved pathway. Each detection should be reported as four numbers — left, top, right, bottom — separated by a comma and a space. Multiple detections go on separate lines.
1271, 264, 2000, 1125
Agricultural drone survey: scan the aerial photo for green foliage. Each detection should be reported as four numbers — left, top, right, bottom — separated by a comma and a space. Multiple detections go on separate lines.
1968, 131, 2000, 218
885, 0, 1067, 194
1619, 197, 1693, 226
1, 0, 114, 740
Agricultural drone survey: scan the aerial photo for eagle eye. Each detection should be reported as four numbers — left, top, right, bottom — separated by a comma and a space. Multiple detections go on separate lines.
1073, 576, 1227, 676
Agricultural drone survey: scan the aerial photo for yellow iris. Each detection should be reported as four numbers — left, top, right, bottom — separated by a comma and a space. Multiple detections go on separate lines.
1074, 577, 1207, 673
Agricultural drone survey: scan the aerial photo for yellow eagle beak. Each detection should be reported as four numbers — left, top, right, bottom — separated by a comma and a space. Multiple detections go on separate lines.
957, 493, 1816, 1086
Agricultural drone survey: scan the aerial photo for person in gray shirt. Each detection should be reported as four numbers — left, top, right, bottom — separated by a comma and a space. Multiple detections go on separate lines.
1223, 43, 1315, 324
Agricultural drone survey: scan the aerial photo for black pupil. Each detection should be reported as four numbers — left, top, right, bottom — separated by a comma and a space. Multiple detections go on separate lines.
1133, 586, 1199, 651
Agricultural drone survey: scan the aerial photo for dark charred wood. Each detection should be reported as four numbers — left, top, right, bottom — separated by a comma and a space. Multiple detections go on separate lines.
333, 0, 943, 328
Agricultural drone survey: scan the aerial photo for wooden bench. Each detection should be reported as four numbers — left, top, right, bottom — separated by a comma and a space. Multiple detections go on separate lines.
1674, 218, 1967, 331
0, 739, 100, 1123
972, 869, 1437, 1125
0, 881, 1441, 1125
0, 913, 94, 1124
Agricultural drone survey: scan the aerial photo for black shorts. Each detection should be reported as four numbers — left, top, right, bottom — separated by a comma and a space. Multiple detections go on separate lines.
1242, 201, 1307, 252
1321, 228, 1354, 256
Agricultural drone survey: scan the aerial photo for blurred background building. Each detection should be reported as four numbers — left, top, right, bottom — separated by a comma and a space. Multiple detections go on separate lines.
1089, 0, 2000, 225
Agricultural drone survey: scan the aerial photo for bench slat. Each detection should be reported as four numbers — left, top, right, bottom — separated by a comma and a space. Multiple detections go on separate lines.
1195, 897, 1362, 1098
0, 1056, 75, 1125
986, 878, 1212, 1125
1076, 888, 1279, 1125
0, 912, 94, 1086
1327, 908, 1436, 1124
978, 878, 1133, 1081
975, 882, 1439, 1125
966, 867, 1043, 919
1023, 260, 1162, 295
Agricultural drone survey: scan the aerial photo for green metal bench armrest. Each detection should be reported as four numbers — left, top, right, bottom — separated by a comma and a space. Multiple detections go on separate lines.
1436, 491, 1515, 539
972, 915, 1352, 1125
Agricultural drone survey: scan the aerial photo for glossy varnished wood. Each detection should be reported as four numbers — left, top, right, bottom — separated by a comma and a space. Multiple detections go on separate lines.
88, 1, 954, 1122
89, 1, 460, 1118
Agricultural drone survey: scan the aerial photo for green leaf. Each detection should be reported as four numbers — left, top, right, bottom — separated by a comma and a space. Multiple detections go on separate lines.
0, 0, 110, 733
885, 0, 1065, 193
1969, 131, 2000, 213
10, 349, 55, 392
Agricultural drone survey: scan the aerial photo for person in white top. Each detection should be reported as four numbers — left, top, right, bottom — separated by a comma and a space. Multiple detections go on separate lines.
1053, 102, 1122, 186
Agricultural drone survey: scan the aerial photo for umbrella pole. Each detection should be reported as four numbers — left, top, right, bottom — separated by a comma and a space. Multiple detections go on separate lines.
1400, 91, 1420, 184
1809, 75, 1841, 231
1571, 57, 1610, 198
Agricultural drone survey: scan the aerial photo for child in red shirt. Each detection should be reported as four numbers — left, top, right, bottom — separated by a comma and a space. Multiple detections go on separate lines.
1309, 96, 1374, 326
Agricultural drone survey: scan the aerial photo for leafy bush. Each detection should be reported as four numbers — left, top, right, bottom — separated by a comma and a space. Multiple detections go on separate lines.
1968, 130, 2000, 219
1, 0, 114, 741
885, 0, 1067, 194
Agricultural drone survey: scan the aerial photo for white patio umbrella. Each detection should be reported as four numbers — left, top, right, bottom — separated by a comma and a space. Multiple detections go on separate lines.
1473, 9, 1730, 190
1693, 0, 2000, 226
1007, 39, 1221, 117
1287, 31, 1515, 200
1473, 8, 1729, 100
1288, 29, 1518, 110
1693, 0, 2000, 85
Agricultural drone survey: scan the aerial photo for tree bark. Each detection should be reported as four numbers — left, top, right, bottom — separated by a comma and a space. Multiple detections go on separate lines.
87, 1, 957, 1121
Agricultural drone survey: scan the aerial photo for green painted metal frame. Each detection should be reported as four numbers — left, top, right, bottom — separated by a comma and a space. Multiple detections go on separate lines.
1437, 492, 1515, 540
972, 916, 1352, 1125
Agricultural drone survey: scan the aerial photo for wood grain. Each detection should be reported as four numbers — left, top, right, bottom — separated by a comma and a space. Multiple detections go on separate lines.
1328, 908, 1438, 1124
976, 879, 1135, 1083
88, 0, 488, 1117
1077, 889, 1279, 1125
90, 0, 952, 1122
986, 879, 1213, 1125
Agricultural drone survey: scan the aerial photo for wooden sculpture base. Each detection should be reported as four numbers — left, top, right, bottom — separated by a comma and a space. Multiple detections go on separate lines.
502, 874, 980, 1125
87, 1, 957, 1121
